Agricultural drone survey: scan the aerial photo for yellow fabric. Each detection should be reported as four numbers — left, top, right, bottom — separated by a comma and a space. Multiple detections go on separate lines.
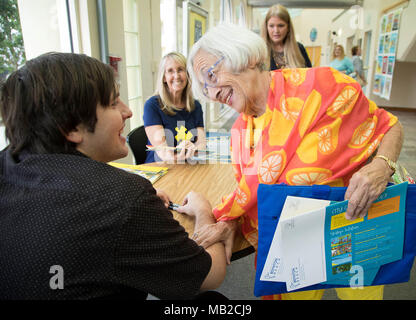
280, 285, 384, 300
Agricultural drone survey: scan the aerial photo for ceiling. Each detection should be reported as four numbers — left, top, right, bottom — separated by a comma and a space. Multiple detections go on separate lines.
247, 0, 363, 8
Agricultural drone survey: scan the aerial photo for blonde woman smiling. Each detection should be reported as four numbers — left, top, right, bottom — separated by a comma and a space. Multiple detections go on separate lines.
330, 44, 354, 76
143, 52, 206, 163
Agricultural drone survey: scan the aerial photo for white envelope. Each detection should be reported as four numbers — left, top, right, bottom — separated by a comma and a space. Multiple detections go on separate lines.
281, 206, 327, 291
260, 196, 330, 284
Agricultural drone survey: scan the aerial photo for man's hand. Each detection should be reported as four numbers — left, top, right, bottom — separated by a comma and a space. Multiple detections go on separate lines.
156, 189, 170, 208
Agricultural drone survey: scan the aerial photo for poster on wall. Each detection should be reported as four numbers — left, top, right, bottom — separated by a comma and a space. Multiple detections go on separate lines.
183, 1, 208, 55
373, 8, 402, 100
189, 10, 207, 50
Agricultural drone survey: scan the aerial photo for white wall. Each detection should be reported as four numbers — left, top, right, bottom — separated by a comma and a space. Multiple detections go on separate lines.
292, 9, 343, 66
395, 0, 416, 61
200, 0, 252, 29
293, 9, 340, 47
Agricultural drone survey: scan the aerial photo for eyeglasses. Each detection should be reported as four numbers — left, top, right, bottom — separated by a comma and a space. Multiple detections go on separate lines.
201, 56, 224, 97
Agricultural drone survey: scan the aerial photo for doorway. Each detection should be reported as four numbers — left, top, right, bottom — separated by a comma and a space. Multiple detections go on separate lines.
305, 46, 322, 67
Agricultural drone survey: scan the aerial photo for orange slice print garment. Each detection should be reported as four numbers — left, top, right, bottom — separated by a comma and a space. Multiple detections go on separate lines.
213, 67, 398, 245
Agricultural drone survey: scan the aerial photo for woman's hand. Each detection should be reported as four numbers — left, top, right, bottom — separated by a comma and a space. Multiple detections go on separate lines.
177, 191, 240, 263
177, 191, 212, 218
191, 220, 239, 265
155, 188, 171, 208
344, 158, 392, 220
176, 140, 196, 161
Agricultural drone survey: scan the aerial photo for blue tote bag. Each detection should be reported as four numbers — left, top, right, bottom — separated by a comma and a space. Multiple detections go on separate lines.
254, 183, 416, 297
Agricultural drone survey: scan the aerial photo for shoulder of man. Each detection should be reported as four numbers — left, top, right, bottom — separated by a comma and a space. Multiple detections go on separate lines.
45, 153, 155, 204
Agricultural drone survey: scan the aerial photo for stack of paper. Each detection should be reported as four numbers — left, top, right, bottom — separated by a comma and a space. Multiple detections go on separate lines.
146, 138, 232, 163
260, 183, 407, 291
192, 135, 231, 163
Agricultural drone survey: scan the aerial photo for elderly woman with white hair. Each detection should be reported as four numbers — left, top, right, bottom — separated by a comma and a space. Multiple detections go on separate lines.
181, 23, 403, 300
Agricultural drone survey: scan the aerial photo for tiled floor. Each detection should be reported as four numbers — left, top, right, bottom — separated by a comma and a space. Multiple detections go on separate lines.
216, 108, 416, 300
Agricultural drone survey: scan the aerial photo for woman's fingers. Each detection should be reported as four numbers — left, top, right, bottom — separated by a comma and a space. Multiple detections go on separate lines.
345, 160, 390, 220
345, 186, 369, 220
223, 233, 235, 265
175, 140, 197, 161
192, 221, 236, 265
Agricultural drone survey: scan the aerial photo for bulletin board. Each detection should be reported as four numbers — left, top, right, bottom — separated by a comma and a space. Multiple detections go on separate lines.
373, 8, 402, 100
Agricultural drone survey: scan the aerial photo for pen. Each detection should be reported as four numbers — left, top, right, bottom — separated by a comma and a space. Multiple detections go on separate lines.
168, 201, 181, 211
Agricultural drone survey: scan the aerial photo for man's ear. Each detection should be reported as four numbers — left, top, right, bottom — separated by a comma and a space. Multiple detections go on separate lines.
65, 127, 84, 144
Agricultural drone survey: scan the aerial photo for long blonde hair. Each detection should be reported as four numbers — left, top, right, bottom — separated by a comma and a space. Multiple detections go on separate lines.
155, 52, 195, 116
332, 44, 346, 60
261, 4, 306, 68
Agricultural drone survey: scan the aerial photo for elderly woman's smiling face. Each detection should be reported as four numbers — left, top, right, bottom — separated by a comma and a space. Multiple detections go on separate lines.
192, 49, 259, 115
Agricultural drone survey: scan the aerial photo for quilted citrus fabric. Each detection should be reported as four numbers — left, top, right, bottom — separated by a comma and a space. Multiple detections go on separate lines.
213, 67, 398, 249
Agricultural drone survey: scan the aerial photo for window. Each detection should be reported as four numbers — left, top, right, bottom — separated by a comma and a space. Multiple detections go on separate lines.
123, 0, 143, 128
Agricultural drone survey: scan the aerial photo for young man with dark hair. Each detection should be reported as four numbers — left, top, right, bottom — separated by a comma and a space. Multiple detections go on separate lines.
0, 52, 226, 300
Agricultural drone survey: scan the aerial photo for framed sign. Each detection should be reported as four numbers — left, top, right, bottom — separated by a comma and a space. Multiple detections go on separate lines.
183, 1, 208, 55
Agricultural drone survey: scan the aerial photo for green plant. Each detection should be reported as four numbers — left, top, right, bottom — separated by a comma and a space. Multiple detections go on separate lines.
0, 0, 26, 77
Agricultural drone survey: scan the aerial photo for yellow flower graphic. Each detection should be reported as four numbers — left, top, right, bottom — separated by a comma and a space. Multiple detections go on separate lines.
175, 126, 193, 143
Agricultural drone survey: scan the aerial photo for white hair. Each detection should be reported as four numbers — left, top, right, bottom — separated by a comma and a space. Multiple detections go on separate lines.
187, 23, 269, 102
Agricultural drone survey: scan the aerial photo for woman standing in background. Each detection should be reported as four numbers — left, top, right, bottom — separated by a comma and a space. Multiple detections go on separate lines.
330, 44, 354, 76
261, 4, 312, 70
352, 45, 367, 87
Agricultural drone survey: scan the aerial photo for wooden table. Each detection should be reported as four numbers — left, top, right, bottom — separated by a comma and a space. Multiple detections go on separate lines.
151, 162, 254, 261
